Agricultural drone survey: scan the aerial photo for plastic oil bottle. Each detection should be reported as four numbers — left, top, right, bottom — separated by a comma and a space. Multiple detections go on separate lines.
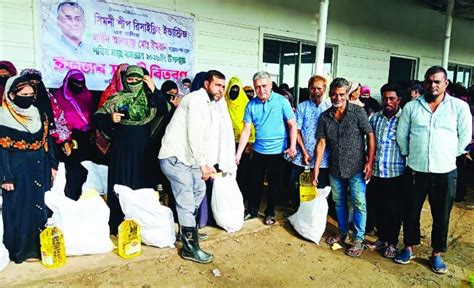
39, 218, 66, 268
117, 218, 141, 259
299, 166, 317, 202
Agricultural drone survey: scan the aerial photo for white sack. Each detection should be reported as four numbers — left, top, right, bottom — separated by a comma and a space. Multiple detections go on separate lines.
114, 185, 175, 248
0, 204, 9, 271
81, 161, 108, 196
211, 176, 244, 233
288, 186, 331, 245
45, 191, 114, 256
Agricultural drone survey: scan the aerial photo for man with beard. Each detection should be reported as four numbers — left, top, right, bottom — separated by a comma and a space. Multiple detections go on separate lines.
159, 70, 225, 264
313, 77, 375, 258
288, 75, 331, 211
395, 66, 472, 274
365, 83, 406, 258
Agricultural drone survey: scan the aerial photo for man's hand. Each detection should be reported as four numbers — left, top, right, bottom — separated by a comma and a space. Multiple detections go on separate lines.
1, 183, 14, 191
302, 151, 311, 165
312, 168, 319, 186
284, 146, 297, 159
363, 161, 373, 181
111, 112, 124, 123
200, 165, 216, 180
142, 75, 155, 92
235, 152, 242, 165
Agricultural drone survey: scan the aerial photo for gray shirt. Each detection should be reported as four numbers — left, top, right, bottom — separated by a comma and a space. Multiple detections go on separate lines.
316, 102, 373, 178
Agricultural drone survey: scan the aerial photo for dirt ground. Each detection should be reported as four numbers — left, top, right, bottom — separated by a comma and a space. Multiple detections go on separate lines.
1, 186, 473, 287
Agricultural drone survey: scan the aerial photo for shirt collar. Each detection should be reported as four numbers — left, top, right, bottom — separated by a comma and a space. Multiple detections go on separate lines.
60, 36, 84, 51
380, 107, 402, 120
418, 92, 454, 104
256, 91, 276, 104
198, 88, 211, 104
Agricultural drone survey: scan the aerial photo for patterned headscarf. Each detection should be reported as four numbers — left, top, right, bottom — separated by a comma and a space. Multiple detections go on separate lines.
97, 65, 156, 127
98, 63, 129, 108
0, 76, 41, 133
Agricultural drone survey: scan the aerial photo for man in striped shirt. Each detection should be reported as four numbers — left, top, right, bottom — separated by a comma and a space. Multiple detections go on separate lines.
366, 83, 406, 259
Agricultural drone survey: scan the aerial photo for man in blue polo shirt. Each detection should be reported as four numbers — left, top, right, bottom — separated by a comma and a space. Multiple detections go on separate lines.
235, 71, 297, 226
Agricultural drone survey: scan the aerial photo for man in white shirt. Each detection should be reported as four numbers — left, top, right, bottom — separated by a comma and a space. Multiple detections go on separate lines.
159, 70, 225, 264
395, 66, 472, 274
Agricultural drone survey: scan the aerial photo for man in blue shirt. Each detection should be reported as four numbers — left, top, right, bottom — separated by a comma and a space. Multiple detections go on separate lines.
235, 71, 297, 226
288, 75, 331, 211
395, 66, 472, 274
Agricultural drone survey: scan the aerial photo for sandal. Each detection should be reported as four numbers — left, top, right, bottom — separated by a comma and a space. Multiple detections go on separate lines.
383, 245, 398, 259
346, 240, 364, 257
365, 240, 387, 250
264, 215, 276, 226
326, 233, 346, 245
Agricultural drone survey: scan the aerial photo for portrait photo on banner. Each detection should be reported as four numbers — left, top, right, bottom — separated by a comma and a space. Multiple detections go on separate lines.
38, 0, 195, 90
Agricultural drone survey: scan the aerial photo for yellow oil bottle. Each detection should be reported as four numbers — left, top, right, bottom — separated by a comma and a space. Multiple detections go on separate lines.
299, 166, 317, 202
117, 218, 141, 259
39, 218, 66, 268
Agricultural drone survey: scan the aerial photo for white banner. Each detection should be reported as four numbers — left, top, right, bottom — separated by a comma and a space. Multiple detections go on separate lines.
38, 0, 195, 90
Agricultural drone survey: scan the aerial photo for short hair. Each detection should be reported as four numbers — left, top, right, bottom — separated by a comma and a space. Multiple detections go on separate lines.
252, 71, 271, 82
380, 82, 402, 99
181, 78, 191, 84
308, 75, 327, 88
409, 80, 424, 95
57, 1, 84, 16
424, 65, 447, 80
329, 77, 350, 94
204, 70, 225, 83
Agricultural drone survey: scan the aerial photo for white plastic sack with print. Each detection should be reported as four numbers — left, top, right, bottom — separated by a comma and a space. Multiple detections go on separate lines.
288, 186, 331, 245
114, 185, 175, 248
81, 161, 108, 196
211, 176, 244, 233
44, 190, 114, 256
0, 197, 9, 271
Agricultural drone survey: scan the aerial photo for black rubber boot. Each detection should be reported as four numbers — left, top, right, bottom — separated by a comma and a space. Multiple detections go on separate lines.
194, 208, 208, 241
176, 225, 208, 242
180, 226, 214, 264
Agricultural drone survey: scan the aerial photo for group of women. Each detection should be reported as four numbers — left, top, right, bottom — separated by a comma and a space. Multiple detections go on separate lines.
0, 61, 173, 263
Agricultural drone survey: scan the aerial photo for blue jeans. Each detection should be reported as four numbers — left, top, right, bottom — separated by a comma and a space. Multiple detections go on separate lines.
329, 173, 367, 241
160, 157, 206, 227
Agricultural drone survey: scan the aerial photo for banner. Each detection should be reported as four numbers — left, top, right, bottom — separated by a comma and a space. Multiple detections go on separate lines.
38, 0, 195, 90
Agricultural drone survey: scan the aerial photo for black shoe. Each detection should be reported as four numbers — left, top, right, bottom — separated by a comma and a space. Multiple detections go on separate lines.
180, 226, 214, 264
244, 212, 256, 221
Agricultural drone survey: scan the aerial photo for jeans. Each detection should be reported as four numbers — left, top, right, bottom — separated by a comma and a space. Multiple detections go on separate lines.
329, 173, 367, 241
247, 152, 284, 217
160, 157, 206, 227
402, 167, 457, 252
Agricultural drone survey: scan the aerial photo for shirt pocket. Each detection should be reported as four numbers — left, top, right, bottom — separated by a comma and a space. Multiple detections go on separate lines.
434, 113, 456, 131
